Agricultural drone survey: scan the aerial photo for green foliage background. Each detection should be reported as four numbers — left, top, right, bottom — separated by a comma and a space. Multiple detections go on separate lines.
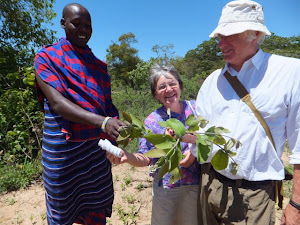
0, 0, 299, 193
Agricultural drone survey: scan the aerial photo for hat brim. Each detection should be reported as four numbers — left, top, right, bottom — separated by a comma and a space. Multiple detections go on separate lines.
209, 21, 271, 38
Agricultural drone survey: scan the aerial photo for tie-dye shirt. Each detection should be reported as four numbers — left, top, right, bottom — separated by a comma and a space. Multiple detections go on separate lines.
138, 100, 200, 189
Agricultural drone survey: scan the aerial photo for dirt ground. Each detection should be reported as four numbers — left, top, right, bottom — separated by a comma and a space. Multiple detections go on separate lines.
0, 164, 152, 225
0, 156, 290, 225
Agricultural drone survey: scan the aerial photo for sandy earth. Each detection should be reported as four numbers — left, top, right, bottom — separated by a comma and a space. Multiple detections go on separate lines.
0, 164, 152, 225
0, 154, 290, 225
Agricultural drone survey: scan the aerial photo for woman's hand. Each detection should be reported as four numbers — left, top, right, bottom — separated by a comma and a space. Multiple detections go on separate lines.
106, 149, 128, 164
165, 128, 176, 137
179, 149, 196, 168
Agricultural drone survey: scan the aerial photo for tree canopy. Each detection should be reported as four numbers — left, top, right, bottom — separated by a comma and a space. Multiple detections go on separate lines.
0, 0, 57, 168
0, 0, 56, 51
261, 33, 300, 58
106, 32, 142, 87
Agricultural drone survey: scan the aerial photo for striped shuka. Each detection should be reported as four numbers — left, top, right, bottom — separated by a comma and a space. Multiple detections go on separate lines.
34, 38, 119, 224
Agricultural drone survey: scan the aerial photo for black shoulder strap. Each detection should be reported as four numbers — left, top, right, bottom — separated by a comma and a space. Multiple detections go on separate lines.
223, 70, 276, 149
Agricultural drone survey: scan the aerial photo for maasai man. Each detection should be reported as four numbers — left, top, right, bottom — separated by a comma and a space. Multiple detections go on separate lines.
34, 3, 125, 225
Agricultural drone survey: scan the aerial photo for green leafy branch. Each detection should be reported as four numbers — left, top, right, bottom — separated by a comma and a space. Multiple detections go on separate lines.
117, 112, 242, 184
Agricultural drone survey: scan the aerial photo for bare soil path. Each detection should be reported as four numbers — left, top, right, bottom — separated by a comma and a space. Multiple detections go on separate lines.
0, 152, 291, 225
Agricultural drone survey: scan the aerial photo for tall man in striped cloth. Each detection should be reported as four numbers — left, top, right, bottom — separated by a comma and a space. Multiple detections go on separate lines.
34, 3, 125, 224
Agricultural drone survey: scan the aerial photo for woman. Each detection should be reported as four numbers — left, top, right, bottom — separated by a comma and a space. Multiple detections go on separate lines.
107, 64, 199, 225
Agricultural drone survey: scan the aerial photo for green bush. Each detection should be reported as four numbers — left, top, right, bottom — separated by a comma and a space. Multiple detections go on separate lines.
0, 82, 43, 166
0, 159, 43, 194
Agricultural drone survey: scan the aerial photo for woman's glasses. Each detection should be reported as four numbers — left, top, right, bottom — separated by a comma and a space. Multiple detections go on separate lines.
157, 81, 178, 91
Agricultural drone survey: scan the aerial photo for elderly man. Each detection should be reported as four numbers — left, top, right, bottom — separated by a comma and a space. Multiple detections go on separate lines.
193, 1, 300, 224
34, 3, 125, 225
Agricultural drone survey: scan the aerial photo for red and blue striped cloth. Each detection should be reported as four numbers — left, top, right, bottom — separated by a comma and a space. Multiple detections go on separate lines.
34, 37, 118, 142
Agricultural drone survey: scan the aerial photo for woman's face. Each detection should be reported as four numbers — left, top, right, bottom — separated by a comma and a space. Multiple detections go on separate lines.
154, 74, 181, 108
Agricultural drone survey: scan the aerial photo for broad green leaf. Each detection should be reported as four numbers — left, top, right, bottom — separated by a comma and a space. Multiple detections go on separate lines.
169, 167, 182, 184
23, 78, 28, 85
197, 141, 211, 163
199, 118, 209, 128
116, 126, 132, 141
197, 134, 210, 146
187, 115, 205, 132
130, 114, 144, 129
158, 161, 169, 180
168, 147, 182, 172
116, 138, 130, 148
204, 134, 215, 142
144, 148, 167, 158
156, 156, 166, 167
230, 162, 239, 175
211, 150, 229, 171
27, 80, 35, 86
158, 121, 169, 128
188, 124, 200, 132
130, 126, 144, 138
145, 129, 153, 136
214, 127, 230, 134
186, 114, 195, 127
165, 118, 186, 138
144, 134, 176, 149
213, 135, 226, 145
188, 115, 209, 129
205, 126, 216, 137
122, 111, 132, 123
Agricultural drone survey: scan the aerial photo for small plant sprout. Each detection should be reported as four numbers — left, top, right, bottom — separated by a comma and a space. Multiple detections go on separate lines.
123, 175, 132, 186
6, 197, 15, 205
136, 183, 144, 191
115, 111, 242, 183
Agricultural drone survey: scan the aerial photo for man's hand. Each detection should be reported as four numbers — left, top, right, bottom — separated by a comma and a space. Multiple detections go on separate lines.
281, 164, 300, 225
181, 133, 197, 144
281, 203, 300, 225
105, 118, 126, 139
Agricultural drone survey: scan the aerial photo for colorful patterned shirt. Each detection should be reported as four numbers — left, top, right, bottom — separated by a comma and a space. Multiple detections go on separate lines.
34, 38, 118, 142
138, 100, 200, 189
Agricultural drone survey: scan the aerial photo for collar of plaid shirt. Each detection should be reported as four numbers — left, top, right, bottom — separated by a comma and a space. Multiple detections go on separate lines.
34, 38, 119, 142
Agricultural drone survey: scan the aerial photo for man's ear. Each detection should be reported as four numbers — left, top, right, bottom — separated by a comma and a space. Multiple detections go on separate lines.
61, 18, 65, 29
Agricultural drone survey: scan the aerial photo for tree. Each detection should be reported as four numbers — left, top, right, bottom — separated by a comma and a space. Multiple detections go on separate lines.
106, 32, 142, 87
0, 0, 57, 91
182, 39, 224, 80
0, 0, 56, 166
151, 44, 175, 65
0, 0, 56, 50
261, 34, 300, 58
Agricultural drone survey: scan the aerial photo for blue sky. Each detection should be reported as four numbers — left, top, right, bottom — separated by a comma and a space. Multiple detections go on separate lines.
51, 0, 300, 61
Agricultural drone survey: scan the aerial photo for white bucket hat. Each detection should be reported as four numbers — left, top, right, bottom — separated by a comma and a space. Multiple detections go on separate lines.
209, 0, 271, 38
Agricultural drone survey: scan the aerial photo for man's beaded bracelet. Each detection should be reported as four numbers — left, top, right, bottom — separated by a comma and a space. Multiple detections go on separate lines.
289, 199, 300, 210
101, 117, 112, 132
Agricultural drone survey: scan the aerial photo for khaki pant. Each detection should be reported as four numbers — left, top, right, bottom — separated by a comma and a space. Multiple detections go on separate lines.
198, 164, 275, 225
151, 178, 199, 225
